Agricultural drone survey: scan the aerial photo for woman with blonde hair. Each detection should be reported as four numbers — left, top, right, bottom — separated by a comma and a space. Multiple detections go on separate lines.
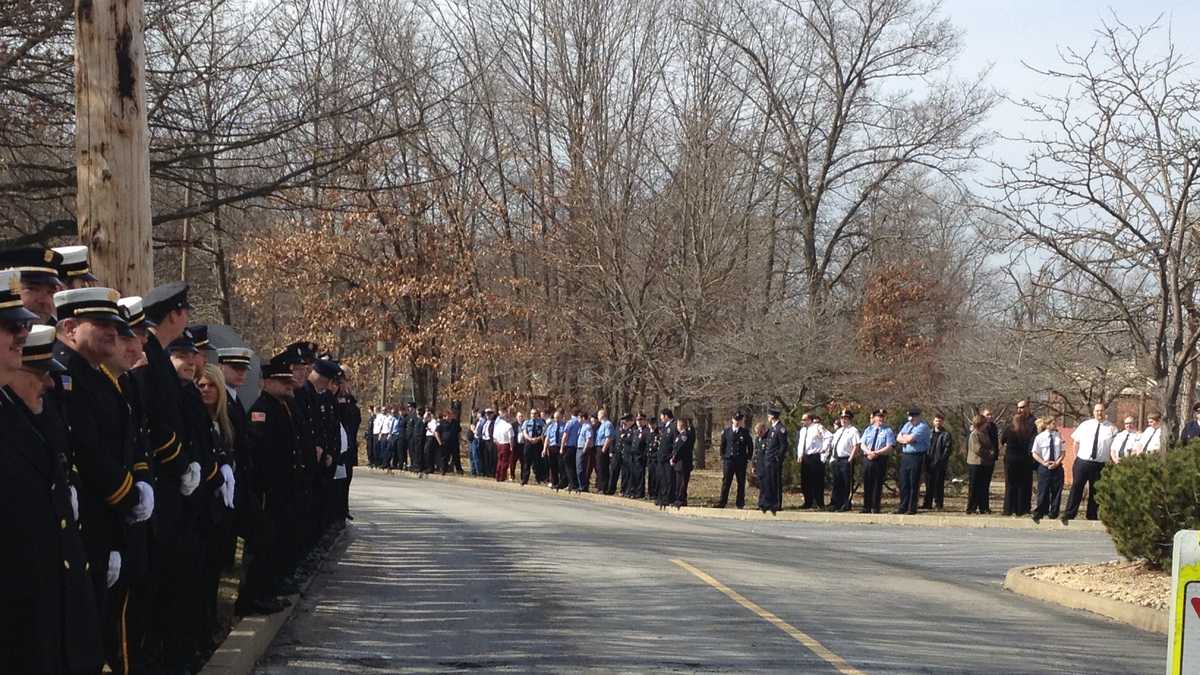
196, 364, 238, 640
1030, 416, 1065, 524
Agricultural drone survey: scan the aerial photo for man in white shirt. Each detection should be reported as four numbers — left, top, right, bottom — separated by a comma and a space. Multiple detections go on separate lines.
827, 410, 860, 511
492, 409, 515, 482
1064, 403, 1114, 524
1109, 417, 1139, 464
1136, 413, 1163, 455
373, 408, 394, 470
795, 413, 831, 509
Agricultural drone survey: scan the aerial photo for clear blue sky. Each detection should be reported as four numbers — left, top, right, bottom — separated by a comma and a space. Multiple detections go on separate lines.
946, 1, 1200, 164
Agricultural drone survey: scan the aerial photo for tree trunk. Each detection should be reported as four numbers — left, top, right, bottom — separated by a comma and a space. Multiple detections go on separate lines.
75, 0, 152, 294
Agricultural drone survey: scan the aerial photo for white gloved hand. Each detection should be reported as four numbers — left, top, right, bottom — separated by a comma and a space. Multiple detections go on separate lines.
106, 551, 121, 588
180, 461, 201, 496
128, 481, 154, 523
219, 465, 235, 509
68, 485, 79, 522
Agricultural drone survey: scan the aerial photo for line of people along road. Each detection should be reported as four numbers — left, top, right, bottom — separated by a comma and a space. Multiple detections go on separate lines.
0, 245, 361, 674
366, 400, 1164, 524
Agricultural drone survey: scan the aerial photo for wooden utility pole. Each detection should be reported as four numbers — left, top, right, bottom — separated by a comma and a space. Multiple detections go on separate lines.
75, 0, 153, 294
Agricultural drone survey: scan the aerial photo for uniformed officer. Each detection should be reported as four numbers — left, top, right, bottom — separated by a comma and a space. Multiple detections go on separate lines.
858, 409, 895, 514
53, 244, 100, 289
1, 315, 106, 675
306, 354, 343, 530
0, 246, 65, 323
138, 282, 200, 672
606, 414, 631, 495
757, 409, 787, 514
248, 358, 305, 601
332, 370, 361, 519
827, 410, 860, 512
628, 413, 653, 499
670, 417, 694, 508
654, 409, 677, 508
717, 413, 752, 509
52, 287, 155, 671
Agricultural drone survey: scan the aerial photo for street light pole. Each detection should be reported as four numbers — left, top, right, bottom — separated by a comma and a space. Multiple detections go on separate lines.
376, 340, 394, 407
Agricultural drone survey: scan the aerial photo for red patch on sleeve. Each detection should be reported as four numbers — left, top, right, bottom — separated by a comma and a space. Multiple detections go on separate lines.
251, 412, 267, 422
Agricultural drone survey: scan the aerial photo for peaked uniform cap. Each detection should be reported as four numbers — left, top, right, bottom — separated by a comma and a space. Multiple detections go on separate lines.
52, 245, 97, 282
143, 282, 192, 318
217, 347, 253, 366
117, 296, 155, 328
0, 247, 63, 286
0, 269, 38, 321
53, 287, 126, 325
22, 324, 65, 372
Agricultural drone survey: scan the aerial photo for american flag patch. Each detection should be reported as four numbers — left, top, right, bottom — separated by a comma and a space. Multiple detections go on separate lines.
60, 375, 72, 391
251, 412, 266, 422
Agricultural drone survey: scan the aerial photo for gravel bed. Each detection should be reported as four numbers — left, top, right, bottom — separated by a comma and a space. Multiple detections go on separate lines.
1024, 560, 1170, 610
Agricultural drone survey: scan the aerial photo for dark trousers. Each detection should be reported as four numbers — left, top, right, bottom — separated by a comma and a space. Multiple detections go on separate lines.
1034, 465, 1064, 518
1003, 457, 1033, 515
829, 457, 852, 510
605, 453, 621, 494
1064, 458, 1105, 520
448, 443, 463, 474
546, 446, 561, 488
597, 450, 612, 494
627, 454, 646, 498
898, 452, 924, 513
520, 442, 540, 484
800, 454, 825, 507
647, 455, 659, 497
921, 458, 948, 509
561, 446, 578, 490
718, 457, 748, 508
967, 463, 994, 513
862, 456, 887, 512
484, 440, 497, 476
366, 435, 376, 466
673, 467, 691, 506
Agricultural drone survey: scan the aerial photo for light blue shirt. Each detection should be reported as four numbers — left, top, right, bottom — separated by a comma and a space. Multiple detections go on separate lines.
595, 420, 614, 447
898, 420, 932, 454
562, 417, 581, 447
578, 422, 594, 448
546, 420, 562, 447
860, 424, 895, 452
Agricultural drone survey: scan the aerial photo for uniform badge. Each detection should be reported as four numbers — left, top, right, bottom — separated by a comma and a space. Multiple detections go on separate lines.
251, 412, 267, 422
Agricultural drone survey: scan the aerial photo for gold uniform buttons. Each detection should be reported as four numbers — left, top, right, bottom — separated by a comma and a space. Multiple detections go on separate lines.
63, 560, 70, 570
60, 518, 67, 530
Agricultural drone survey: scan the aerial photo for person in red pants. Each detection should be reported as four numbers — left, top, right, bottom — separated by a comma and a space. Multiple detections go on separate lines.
493, 409, 515, 481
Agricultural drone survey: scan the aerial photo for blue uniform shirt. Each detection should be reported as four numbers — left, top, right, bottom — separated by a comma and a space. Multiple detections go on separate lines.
522, 418, 546, 442
562, 417, 581, 447
860, 424, 895, 452
545, 420, 562, 447
578, 422, 594, 448
898, 420, 932, 454
595, 420, 614, 447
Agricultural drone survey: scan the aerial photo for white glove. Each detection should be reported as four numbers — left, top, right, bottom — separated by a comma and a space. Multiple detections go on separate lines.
68, 485, 79, 522
128, 481, 154, 523
106, 551, 121, 588
219, 465, 235, 509
180, 461, 201, 496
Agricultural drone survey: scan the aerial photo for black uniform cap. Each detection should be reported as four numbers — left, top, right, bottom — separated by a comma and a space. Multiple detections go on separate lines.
0, 247, 63, 287
143, 282, 192, 321
261, 361, 293, 379
166, 328, 199, 354
312, 358, 341, 379
282, 340, 317, 364
188, 325, 213, 350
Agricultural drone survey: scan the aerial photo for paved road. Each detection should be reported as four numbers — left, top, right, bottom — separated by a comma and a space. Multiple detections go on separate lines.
257, 472, 1164, 674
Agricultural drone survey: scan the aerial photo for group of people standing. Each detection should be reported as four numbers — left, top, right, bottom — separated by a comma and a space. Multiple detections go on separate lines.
365, 404, 462, 475
0, 244, 360, 674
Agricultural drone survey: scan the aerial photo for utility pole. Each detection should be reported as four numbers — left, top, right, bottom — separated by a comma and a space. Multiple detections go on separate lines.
75, 0, 153, 294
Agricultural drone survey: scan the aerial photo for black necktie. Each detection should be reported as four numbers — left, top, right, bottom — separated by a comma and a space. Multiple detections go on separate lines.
1091, 421, 1102, 460
1117, 433, 1130, 458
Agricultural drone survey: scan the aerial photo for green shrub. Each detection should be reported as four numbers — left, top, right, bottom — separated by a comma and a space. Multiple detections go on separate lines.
1096, 443, 1200, 569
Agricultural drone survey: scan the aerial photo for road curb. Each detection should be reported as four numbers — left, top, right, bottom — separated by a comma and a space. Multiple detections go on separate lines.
200, 527, 348, 675
367, 467, 1106, 531
1003, 565, 1167, 634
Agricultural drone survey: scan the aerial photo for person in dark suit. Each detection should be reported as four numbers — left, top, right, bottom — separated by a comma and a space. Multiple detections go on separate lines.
1000, 401, 1037, 516
717, 413, 753, 508
333, 372, 361, 518
670, 418, 695, 508
1181, 403, 1200, 444
0, 293, 106, 675
655, 409, 677, 509
758, 410, 788, 514
921, 413, 955, 510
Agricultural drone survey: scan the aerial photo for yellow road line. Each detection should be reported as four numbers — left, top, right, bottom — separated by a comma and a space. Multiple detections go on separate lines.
671, 558, 865, 675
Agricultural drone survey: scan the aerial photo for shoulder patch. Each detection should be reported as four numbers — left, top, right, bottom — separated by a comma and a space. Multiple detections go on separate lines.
60, 375, 72, 391
251, 411, 267, 422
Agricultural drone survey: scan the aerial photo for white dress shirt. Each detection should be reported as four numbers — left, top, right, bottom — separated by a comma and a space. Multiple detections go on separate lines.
425, 418, 437, 437
1071, 418, 1115, 462
1110, 429, 1138, 461
492, 418, 514, 445
1031, 430, 1062, 463
828, 425, 860, 459
796, 423, 832, 460
373, 414, 391, 436
1137, 426, 1162, 454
